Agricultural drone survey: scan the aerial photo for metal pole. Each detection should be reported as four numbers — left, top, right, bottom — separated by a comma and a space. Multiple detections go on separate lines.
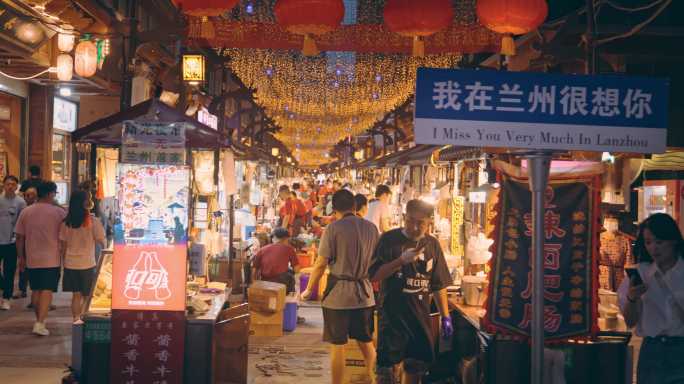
527, 153, 551, 384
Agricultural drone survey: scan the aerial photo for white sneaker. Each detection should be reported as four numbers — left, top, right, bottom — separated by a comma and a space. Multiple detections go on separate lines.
32, 322, 50, 336
0, 300, 10, 310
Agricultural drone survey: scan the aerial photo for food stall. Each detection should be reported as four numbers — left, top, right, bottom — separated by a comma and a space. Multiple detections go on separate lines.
436, 158, 633, 384
70, 99, 250, 384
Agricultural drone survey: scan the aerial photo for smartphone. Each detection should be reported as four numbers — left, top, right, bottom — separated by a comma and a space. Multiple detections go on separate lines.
625, 268, 643, 286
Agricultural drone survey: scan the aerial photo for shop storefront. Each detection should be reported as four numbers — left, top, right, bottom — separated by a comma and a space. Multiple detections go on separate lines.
69, 99, 251, 383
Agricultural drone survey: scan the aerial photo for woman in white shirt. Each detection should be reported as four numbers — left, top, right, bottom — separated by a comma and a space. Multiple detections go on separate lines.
618, 213, 684, 383
59, 190, 106, 323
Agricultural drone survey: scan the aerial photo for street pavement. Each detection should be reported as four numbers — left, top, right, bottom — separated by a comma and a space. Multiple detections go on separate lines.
0, 292, 330, 383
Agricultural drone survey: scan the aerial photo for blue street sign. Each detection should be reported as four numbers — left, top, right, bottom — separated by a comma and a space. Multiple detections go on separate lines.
414, 68, 669, 153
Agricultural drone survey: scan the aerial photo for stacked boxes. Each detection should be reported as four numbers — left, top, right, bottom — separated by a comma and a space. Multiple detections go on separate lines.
248, 281, 287, 337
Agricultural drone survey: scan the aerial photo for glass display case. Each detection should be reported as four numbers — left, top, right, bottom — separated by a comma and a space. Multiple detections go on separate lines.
85, 251, 113, 313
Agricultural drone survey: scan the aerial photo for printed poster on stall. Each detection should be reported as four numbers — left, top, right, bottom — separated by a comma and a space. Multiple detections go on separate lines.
112, 164, 190, 311
484, 176, 599, 340
111, 244, 187, 311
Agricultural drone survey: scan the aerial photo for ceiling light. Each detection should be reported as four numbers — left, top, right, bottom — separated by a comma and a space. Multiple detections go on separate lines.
59, 87, 72, 97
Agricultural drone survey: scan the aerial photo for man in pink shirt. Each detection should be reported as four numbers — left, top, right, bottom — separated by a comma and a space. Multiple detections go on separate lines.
16, 181, 66, 336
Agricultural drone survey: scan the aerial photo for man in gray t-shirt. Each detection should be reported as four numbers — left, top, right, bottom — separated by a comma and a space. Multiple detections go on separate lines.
302, 189, 379, 384
0, 175, 27, 309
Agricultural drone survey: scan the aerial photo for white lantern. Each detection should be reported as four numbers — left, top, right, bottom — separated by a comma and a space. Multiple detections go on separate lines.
74, 40, 97, 77
56, 54, 73, 81
271, 147, 280, 157
58, 33, 75, 52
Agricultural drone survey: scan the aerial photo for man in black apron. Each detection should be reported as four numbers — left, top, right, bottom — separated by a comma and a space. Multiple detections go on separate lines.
370, 199, 453, 384
302, 189, 379, 384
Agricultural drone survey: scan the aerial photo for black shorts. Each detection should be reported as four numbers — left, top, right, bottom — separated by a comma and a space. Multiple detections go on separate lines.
377, 311, 435, 374
27, 267, 61, 292
63, 267, 96, 295
322, 307, 374, 345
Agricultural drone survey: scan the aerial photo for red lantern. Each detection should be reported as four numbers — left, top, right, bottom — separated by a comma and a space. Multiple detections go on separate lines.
274, 0, 345, 56
175, 0, 239, 38
476, 0, 548, 56
384, 0, 453, 57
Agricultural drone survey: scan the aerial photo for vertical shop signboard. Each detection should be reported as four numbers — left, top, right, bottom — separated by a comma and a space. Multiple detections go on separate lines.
485, 176, 599, 339
111, 311, 186, 384
111, 121, 189, 384
121, 121, 187, 165
451, 196, 464, 257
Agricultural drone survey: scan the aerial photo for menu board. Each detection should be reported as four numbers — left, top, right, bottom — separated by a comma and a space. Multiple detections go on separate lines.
110, 310, 185, 384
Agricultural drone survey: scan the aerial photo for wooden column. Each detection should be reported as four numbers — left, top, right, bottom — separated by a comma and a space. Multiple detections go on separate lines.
27, 84, 53, 179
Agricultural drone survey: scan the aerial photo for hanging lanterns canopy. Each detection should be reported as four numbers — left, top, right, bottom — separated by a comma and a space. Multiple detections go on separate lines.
384, 0, 453, 56
176, 0, 239, 38
274, 0, 345, 56
476, 0, 548, 56
74, 40, 98, 77
56, 54, 73, 81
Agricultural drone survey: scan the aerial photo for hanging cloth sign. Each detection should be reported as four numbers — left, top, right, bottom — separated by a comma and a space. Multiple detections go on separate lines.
121, 121, 187, 165
484, 174, 600, 340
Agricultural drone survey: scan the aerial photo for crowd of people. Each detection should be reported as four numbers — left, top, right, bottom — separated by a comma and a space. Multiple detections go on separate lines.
253, 178, 453, 384
0, 166, 107, 336
257, 177, 684, 384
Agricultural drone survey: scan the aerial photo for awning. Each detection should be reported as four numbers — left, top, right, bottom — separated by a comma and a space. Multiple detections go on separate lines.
355, 145, 438, 168
72, 99, 226, 149
642, 151, 684, 171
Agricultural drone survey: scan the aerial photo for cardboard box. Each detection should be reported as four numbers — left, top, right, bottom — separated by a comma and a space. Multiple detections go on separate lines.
250, 309, 284, 326
249, 308, 284, 337
249, 323, 283, 337
248, 280, 286, 313
342, 343, 372, 384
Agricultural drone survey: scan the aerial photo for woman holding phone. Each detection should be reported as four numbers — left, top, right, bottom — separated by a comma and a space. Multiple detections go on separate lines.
618, 213, 684, 383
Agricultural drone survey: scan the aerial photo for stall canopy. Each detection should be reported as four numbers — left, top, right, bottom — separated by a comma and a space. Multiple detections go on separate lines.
357, 144, 438, 168
72, 99, 226, 149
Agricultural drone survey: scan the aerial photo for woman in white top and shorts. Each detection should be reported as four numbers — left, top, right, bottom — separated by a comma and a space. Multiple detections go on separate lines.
618, 213, 684, 383
59, 190, 106, 323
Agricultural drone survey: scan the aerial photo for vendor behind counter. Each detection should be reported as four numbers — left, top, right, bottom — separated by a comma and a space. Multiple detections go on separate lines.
251, 227, 300, 293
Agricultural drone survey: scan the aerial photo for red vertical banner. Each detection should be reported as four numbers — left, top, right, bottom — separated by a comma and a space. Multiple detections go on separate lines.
111, 310, 185, 384
484, 175, 601, 340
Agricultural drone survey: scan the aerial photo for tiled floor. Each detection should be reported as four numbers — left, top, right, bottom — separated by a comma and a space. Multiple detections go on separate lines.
0, 292, 73, 383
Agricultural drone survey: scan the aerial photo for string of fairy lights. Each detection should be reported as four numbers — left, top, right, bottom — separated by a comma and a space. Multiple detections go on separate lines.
228, 49, 461, 166
219, 0, 479, 166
